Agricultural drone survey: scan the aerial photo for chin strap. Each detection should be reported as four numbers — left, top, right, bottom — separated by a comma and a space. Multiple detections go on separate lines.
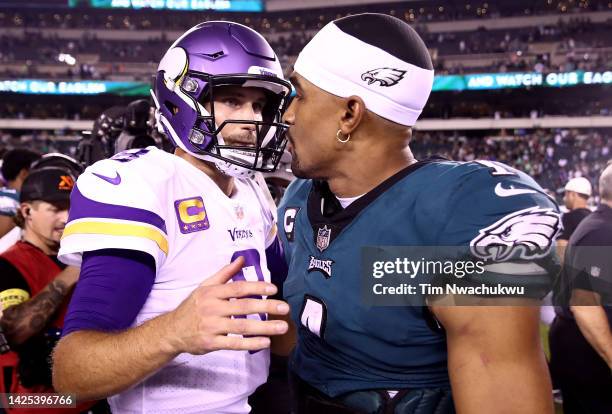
213, 159, 256, 179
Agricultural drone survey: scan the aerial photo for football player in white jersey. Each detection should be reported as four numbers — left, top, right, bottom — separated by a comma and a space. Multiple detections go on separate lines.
52, 22, 293, 414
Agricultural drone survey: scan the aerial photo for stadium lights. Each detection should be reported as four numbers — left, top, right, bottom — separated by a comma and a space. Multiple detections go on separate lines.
58, 53, 77, 66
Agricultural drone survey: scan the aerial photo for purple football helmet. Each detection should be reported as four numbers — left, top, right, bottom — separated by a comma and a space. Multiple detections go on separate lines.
151, 21, 291, 178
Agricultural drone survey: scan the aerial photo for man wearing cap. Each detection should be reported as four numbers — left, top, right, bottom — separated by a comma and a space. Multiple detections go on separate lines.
0, 167, 89, 413
0, 153, 84, 254
550, 164, 612, 414
556, 177, 592, 264
277, 13, 559, 413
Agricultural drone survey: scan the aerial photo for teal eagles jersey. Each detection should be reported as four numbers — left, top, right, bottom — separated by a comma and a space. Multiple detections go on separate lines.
278, 158, 561, 397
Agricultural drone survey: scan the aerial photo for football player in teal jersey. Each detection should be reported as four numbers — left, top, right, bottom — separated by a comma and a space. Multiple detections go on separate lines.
277, 13, 560, 414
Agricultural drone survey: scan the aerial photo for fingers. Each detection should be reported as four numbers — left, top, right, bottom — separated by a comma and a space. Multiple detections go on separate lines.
199, 257, 279, 298
214, 280, 278, 299
180, 256, 293, 355
220, 298, 290, 317
219, 317, 289, 337
200, 256, 246, 287
209, 335, 272, 352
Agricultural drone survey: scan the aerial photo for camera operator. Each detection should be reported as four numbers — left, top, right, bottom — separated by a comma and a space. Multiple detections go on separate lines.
75, 99, 167, 168
75, 106, 126, 167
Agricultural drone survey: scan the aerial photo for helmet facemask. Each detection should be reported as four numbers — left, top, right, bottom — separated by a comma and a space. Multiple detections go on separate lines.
194, 73, 290, 176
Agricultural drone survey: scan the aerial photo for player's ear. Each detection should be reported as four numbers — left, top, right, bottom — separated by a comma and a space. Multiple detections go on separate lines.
339, 95, 365, 136
19, 202, 32, 218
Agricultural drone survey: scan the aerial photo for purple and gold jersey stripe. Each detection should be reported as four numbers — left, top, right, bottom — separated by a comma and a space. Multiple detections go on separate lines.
68, 185, 167, 234
62, 221, 169, 255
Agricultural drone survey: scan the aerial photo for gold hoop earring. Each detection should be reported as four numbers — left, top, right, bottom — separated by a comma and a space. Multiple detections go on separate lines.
336, 129, 351, 143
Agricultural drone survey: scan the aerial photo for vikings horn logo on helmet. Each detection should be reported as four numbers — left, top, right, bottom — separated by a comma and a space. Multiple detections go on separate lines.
470, 207, 560, 261
361, 67, 407, 87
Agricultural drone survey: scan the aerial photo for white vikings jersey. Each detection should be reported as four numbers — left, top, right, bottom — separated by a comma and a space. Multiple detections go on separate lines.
59, 147, 277, 414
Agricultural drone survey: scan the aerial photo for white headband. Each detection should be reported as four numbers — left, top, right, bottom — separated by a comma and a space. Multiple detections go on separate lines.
294, 22, 434, 126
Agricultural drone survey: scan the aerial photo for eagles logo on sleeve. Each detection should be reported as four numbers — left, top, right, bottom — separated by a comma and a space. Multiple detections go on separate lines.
360, 67, 406, 87
470, 207, 561, 261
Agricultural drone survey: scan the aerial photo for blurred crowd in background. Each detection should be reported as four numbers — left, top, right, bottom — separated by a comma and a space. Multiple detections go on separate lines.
0, 0, 610, 81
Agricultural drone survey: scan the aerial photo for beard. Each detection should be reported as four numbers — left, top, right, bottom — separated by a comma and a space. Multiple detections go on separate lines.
287, 139, 325, 180
290, 152, 325, 180
221, 128, 257, 147
290, 155, 307, 178
289, 149, 310, 179
217, 131, 258, 165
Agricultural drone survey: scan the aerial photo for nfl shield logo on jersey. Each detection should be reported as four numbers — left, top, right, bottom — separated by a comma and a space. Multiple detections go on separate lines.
234, 204, 245, 221
316, 225, 331, 252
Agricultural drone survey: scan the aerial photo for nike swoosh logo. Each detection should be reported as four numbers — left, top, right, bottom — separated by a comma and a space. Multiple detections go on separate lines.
92, 171, 121, 185
494, 183, 537, 197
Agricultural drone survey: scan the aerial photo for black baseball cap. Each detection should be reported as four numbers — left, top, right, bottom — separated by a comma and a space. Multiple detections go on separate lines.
20, 167, 75, 205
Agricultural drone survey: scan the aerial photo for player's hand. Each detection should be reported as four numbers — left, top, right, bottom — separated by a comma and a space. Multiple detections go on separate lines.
166, 256, 290, 355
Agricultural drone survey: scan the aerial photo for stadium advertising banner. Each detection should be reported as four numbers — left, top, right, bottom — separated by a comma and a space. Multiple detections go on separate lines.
68, 0, 264, 12
2, 71, 610, 96
0, 80, 150, 96
432, 70, 612, 91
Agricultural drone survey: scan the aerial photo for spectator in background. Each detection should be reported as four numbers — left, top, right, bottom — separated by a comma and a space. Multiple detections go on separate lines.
556, 177, 592, 264
0, 167, 97, 413
550, 163, 612, 414
0, 153, 83, 254
0, 149, 41, 239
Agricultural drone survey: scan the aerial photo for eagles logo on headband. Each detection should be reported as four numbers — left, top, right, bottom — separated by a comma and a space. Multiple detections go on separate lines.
151, 21, 292, 179
294, 13, 434, 127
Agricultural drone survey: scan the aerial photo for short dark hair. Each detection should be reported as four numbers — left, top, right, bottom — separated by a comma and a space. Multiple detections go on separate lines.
334, 13, 433, 71
1, 149, 42, 182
